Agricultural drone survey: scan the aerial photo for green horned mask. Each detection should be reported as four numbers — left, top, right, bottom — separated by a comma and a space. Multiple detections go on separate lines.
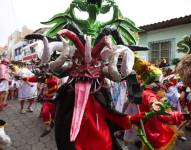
41, 0, 143, 45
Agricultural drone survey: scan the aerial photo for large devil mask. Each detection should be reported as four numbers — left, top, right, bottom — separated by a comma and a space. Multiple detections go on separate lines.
36, 26, 135, 141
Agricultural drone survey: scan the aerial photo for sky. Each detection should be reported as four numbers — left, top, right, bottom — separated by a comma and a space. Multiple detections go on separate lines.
0, 0, 191, 46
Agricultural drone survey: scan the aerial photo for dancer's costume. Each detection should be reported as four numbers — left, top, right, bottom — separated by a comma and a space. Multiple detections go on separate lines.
163, 75, 181, 111
133, 57, 187, 150
17, 68, 37, 101
140, 87, 185, 150
24, 75, 59, 124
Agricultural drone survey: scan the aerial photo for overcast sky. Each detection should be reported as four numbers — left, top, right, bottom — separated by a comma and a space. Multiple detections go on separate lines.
0, 0, 191, 46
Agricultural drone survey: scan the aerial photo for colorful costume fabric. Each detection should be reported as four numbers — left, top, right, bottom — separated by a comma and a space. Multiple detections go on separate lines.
25, 75, 59, 123
55, 85, 144, 150
166, 86, 181, 111
110, 81, 127, 112
140, 88, 185, 150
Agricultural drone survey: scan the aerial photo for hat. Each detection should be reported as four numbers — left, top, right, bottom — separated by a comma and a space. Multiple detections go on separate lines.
134, 56, 162, 85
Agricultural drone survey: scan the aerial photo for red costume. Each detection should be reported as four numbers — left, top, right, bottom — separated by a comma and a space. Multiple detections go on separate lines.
25, 75, 59, 124
55, 85, 145, 150
140, 88, 185, 150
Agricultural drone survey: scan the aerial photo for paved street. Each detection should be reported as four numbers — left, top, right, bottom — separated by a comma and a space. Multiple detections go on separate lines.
0, 100, 56, 150
0, 100, 191, 150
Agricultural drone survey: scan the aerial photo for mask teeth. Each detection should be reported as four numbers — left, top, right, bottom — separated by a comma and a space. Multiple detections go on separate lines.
68, 78, 74, 84
96, 79, 100, 85
94, 81, 97, 91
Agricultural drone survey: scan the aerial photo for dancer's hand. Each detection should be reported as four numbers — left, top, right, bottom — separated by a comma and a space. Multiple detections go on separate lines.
129, 112, 145, 125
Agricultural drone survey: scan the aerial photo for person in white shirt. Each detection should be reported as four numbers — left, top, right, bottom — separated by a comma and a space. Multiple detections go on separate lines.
16, 63, 37, 114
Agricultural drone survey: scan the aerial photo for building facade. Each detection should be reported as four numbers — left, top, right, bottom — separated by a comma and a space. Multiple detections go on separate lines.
7, 26, 33, 61
0, 46, 8, 59
19, 27, 49, 62
138, 15, 191, 65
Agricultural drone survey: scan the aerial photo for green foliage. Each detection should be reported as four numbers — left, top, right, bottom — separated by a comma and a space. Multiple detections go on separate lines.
171, 58, 180, 66
177, 35, 191, 54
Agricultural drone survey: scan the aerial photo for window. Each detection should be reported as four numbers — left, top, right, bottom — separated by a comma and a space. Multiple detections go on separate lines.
24, 49, 31, 55
149, 40, 171, 64
15, 48, 22, 56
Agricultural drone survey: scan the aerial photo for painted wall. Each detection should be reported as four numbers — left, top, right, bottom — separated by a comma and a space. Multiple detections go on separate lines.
138, 23, 191, 62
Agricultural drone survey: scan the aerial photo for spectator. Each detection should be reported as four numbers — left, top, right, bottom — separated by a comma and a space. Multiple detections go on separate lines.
159, 58, 169, 68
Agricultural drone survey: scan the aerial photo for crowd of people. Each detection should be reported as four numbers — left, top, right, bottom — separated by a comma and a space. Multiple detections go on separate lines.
107, 61, 191, 149
1, 56, 191, 149
0, 58, 62, 138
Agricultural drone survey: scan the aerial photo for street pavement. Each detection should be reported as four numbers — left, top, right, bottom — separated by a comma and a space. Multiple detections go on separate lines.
0, 100, 191, 150
0, 100, 56, 150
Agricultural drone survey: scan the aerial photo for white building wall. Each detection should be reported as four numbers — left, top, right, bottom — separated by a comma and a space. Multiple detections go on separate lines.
138, 23, 191, 61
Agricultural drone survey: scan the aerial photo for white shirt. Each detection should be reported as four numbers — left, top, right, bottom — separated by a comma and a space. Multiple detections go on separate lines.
0, 80, 9, 92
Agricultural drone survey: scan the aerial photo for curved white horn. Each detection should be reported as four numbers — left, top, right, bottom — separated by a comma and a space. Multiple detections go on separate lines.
102, 66, 111, 79
49, 43, 76, 72
108, 51, 122, 81
120, 46, 135, 77
41, 37, 51, 64
107, 45, 125, 81
49, 39, 70, 70
100, 47, 113, 60
85, 36, 92, 64
49, 42, 64, 52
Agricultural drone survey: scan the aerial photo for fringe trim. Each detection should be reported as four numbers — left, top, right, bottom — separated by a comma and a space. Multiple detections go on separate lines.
143, 126, 178, 150
156, 126, 177, 150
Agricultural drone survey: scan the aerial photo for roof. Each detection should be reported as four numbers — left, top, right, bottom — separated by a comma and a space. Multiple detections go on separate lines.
139, 15, 191, 32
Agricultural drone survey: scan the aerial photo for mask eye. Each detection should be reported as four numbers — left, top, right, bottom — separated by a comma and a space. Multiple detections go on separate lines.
73, 8, 89, 20
94, 62, 101, 67
97, 6, 113, 23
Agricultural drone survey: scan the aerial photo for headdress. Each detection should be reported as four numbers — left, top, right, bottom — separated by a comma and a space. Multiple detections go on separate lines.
134, 56, 162, 85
